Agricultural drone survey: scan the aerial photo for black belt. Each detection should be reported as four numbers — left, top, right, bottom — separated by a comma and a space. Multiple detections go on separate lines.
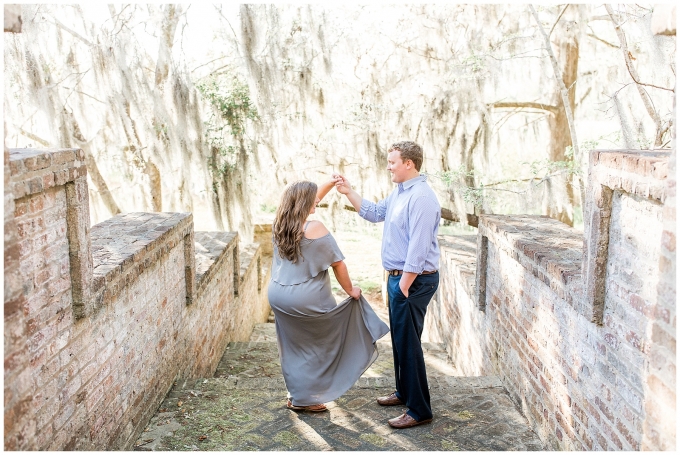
388, 270, 437, 276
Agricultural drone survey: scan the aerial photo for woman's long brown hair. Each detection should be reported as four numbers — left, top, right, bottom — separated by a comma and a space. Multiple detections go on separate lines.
273, 181, 318, 262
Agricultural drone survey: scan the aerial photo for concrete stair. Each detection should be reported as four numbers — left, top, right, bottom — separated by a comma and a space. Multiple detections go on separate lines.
135, 307, 546, 451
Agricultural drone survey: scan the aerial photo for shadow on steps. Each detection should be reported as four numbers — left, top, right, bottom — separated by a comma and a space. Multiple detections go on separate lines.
136, 314, 546, 451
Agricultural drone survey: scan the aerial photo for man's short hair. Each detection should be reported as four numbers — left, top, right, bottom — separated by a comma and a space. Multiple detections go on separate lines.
389, 141, 423, 171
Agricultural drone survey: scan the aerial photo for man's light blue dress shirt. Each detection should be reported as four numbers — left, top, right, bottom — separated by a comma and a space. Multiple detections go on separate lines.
358, 175, 440, 273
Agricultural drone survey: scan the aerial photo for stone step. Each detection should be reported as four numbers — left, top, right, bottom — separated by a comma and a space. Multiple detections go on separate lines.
137, 303, 546, 451
213, 342, 281, 379
135, 375, 544, 451
250, 322, 276, 341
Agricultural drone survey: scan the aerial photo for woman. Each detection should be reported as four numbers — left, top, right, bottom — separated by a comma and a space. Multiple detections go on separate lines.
268, 179, 389, 412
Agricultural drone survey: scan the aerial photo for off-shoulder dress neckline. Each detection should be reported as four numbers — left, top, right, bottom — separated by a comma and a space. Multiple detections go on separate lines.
302, 232, 331, 242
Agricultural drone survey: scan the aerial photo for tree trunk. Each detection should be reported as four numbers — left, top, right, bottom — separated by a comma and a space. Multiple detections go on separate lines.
144, 161, 162, 212
63, 109, 122, 216
154, 4, 180, 91
544, 14, 579, 226
463, 116, 486, 228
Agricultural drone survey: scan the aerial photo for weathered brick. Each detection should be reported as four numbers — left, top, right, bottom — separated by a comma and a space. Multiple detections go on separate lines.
653, 304, 671, 325
646, 374, 676, 409
14, 199, 28, 217
9, 156, 26, 176
650, 322, 675, 354
52, 149, 76, 165
661, 229, 676, 252
625, 330, 645, 353
616, 418, 639, 449
594, 396, 615, 422
628, 293, 653, 317
54, 169, 70, 186
601, 420, 623, 450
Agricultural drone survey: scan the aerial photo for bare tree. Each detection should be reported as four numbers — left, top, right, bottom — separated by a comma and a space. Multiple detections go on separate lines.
604, 3, 674, 148
485, 5, 583, 226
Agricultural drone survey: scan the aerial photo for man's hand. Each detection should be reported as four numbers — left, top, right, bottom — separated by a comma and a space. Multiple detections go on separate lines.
333, 174, 352, 195
333, 173, 363, 213
399, 281, 409, 298
399, 272, 418, 298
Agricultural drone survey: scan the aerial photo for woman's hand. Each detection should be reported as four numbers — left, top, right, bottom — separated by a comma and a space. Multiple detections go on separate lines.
348, 285, 362, 300
331, 261, 361, 300
333, 174, 352, 195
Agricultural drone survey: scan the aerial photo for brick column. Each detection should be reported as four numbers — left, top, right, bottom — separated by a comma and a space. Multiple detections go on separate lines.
582, 150, 670, 325
65, 174, 93, 318
641, 9, 676, 445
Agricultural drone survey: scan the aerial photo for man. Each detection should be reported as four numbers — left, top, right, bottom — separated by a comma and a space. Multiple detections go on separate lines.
333, 140, 440, 429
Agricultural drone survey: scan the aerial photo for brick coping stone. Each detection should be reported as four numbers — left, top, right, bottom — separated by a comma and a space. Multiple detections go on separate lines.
480, 214, 583, 286
592, 149, 670, 181
90, 212, 193, 298
194, 231, 238, 294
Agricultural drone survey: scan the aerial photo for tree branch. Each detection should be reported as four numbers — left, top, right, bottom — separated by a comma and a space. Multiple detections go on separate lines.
549, 4, 570, 38
50, 17, 93, 47
15, 127, 50, 147
488, 101, 559, 115
577, 87, 592, 107
316, 202, 460, 222
317, 202, 356, 212
605, 4, 668, 146
214, 5, 242, 59
529, 5, 581, 162
605, 6, 674, 92
586, 32, 619, 49
482, 169, 574, 188
440, 207, 459, 222
191, 56, 230, 75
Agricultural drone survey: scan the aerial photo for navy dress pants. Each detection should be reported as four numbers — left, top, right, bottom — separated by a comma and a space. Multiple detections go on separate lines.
387, 272, 439, 422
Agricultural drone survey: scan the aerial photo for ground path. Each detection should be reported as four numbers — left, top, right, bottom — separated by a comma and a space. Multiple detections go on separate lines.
135, 297, 546, 451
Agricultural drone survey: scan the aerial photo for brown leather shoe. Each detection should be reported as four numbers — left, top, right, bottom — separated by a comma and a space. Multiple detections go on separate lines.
388, 413, 432, 429
376, 392, 404, 406
286, 399, 327, 412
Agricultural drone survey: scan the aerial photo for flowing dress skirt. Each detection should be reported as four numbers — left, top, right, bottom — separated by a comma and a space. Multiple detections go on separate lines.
268, 269, 389, 406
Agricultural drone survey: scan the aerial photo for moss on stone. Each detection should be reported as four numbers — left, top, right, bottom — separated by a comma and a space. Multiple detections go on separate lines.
441, 439, 460, 450
359, 433, 387, 447
273, 430, 301, 447
456, 410, 474, 421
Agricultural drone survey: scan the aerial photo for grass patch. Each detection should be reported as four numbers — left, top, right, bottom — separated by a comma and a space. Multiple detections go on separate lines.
441, 439, 460, 450
273, 430, 301, 447
359, 433, 387, 447
358, 279, 380, 292
456, 410, 474, 421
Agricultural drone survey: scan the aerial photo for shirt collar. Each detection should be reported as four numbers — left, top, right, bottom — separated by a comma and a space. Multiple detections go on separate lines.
398, 174, 427, 192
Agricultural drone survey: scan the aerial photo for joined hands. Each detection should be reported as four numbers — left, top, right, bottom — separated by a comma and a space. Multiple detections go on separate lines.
332, 174, 352, 195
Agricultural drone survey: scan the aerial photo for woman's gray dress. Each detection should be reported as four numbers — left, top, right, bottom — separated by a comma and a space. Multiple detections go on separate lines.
268, 233, 390, 406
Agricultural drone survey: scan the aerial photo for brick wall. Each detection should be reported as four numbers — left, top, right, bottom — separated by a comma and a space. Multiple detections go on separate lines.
4, 148, 270, 450
234, 242, 271, 341
425, 150, 674, 450
3, 131, 26, 450
422, 235, 494, 376
641, 16, 676, 449
641, 148, 676, 451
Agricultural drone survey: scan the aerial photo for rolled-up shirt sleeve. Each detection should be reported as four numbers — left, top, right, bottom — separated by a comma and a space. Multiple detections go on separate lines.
403, 195, 440, 273
359, 198, 387, 223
